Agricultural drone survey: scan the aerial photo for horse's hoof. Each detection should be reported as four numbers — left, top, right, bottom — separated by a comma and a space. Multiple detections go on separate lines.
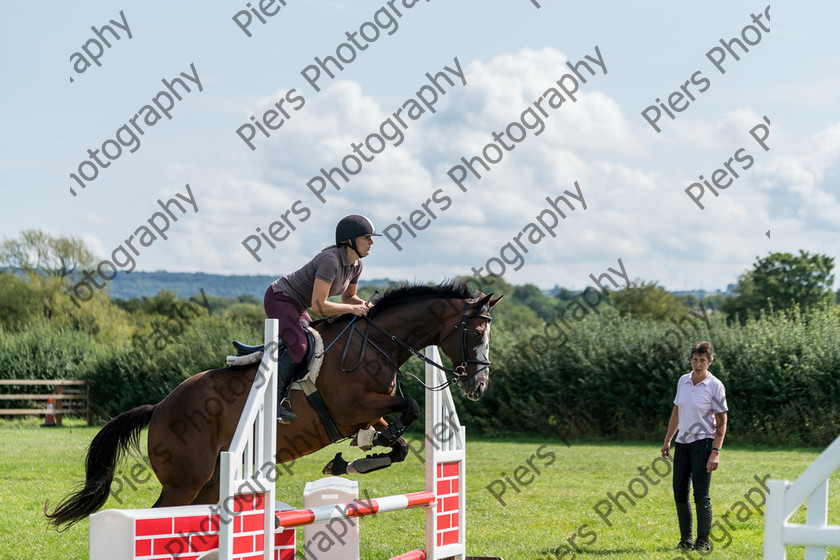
372, 422, 403, 447
322, 452, 348, 476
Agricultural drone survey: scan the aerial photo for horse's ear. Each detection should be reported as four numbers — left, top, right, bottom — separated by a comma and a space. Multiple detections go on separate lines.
474, 293, 503, 309
474, 293, 493, 308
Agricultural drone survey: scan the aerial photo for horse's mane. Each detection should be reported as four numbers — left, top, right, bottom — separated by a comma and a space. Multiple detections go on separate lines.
368, 281, 476, 318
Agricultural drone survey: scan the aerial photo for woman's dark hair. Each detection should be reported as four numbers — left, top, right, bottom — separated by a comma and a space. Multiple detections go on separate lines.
690, 341, 714, 363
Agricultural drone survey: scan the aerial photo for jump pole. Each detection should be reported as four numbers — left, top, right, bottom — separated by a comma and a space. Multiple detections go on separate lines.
276, 490, 435, 528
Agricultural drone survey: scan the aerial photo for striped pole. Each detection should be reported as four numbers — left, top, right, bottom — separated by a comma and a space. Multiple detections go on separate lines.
390, 550, 427, 560
276, 491, 435, 530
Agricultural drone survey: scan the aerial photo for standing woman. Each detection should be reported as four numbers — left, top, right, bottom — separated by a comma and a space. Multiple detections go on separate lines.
661, 341, 728, 551
264, 215, 380, 423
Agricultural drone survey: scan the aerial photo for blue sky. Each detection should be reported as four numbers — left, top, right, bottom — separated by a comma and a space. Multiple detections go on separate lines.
2, 1, 839, 292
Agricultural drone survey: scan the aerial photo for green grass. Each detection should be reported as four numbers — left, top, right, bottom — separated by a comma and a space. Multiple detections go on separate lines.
1, 419, 839, 559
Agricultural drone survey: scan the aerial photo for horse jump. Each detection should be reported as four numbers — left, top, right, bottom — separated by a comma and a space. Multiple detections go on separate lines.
89, 320, 469, 560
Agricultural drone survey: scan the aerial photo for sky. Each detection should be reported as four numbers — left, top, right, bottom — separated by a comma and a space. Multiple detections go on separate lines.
1, 1, 839, 294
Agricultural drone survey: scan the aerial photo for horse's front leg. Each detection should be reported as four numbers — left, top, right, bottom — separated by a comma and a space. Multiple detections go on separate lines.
344, 417, 410, 475
371, 398, 419, 447
322, 394, 419, 476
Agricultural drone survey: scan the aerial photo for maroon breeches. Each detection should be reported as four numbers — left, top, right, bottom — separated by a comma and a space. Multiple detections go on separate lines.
263, 287, 311, 363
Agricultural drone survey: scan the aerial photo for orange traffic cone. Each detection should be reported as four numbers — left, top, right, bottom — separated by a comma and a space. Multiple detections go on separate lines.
42, 398, 57, 427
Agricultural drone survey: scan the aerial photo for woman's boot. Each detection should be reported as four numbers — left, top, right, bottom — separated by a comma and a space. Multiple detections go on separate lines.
275, 351, 298, 424
675, 501, 693, 549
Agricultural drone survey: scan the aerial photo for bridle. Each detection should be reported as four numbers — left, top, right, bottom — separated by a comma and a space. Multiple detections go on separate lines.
433, 300, 493, 379
329, 299, 493, 390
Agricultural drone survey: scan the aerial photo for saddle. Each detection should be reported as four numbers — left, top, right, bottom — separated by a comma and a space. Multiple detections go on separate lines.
226, 325, 340, 440
227, 325, 324, 384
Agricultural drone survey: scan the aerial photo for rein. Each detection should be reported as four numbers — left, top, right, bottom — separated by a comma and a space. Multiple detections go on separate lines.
322, 300, 492, 391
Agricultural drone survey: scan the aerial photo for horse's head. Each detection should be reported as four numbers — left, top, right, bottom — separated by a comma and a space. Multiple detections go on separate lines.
365, 283, 503, 400
437, 292, 503, 401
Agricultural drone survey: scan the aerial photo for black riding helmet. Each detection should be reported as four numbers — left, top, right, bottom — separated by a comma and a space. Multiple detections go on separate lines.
335, 215, 381, 258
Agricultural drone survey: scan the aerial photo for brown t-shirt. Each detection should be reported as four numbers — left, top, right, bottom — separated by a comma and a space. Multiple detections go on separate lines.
270, 247, 362, 311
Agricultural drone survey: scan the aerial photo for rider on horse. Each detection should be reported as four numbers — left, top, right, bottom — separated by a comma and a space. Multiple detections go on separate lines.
264, 214, 381, 423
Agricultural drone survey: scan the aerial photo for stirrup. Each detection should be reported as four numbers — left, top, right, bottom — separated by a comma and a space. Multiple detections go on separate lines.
277, 397, 297, 424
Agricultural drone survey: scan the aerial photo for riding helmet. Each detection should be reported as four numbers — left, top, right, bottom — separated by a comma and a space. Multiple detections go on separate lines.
335, 215, 381, 246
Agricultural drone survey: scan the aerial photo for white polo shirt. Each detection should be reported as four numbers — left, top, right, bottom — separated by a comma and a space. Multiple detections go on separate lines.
674, 372, 728, 444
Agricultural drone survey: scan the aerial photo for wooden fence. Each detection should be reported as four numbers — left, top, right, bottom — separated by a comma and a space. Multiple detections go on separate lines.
0, 380, 91, 426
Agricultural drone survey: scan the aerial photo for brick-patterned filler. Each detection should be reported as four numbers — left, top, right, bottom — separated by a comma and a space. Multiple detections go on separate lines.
434, 461, 462, 548
89, 496, 295, 560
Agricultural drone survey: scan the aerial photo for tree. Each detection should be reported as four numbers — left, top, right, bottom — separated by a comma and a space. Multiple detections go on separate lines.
510, 284, 558, 322
0, 272, 42, 327
610, 280, 690, 321
553, 287, 581, 305
676, 292, 727, 312
0, 229, 94, 279
724, 251, 835, 321
0, 230, 97, 321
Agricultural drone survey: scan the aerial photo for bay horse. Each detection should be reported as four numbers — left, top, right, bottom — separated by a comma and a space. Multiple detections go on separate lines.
46, 283, 501, 529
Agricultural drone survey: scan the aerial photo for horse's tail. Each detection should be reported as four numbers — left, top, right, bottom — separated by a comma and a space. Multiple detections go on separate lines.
45, 404, 156, 530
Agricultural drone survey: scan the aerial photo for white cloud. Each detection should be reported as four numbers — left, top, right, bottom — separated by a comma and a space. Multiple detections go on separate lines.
668, 108, 768, 151
202, 47, 837, 290
755, 121, 840, 227
64, 46, 840, 292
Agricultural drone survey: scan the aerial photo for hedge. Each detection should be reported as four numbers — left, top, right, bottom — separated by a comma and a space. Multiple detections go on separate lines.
2, 307, 838, 446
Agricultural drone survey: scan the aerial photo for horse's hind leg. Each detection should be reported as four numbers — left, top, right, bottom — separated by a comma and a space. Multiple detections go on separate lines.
148, 444, 215, 507
153, 485, 204, 508
152, 462, 218, 508
150, 444, 222, 507
148, 396, 224, 508
191, 457, 221, 505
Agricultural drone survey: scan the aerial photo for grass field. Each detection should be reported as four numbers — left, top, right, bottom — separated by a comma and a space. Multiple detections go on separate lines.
1, 418, 839, 560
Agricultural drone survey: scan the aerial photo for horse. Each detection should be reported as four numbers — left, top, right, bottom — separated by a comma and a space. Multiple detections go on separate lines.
46, 282, 501, 529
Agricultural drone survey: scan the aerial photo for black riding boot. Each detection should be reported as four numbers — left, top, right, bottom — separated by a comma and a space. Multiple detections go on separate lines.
675, 502, 693, 549
694, 498, 713, 551
276, 351, 298, 424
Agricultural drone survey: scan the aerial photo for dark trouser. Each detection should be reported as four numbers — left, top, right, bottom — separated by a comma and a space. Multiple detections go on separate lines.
264, 287, 309, 422
673, 438, 714, 542
264, 287, 311, 363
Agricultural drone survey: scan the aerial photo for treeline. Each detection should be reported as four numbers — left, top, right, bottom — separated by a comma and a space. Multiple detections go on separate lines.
1, 230, 838, 446
1, 290, 838, 446
0, 278, 840, 445
98, 270, 392, 300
